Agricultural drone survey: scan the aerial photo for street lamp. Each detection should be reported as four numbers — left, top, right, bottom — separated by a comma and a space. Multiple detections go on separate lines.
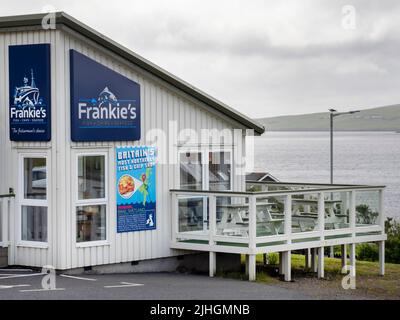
329, 109, 360, 184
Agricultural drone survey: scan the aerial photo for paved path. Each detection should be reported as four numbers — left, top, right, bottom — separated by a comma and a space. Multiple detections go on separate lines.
0, 270, 311, 300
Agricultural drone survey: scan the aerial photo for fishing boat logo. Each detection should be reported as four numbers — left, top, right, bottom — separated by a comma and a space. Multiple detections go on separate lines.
13, 69, 44, 109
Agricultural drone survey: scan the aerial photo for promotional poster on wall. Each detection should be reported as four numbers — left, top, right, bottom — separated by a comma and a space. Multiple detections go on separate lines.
9, 43, 51, 141
116, 146, 156, 233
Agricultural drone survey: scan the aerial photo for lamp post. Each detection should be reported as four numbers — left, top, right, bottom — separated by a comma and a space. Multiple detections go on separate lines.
329, 109, 360, 184
328, 108, 360, 258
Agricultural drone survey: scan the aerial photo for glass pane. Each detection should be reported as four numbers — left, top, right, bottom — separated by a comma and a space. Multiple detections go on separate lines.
24, 158, 46, 200
216, 196, 249, 237
178, 197, 207, 232
78, 156, 105, 200
356, 191, 379, 226
324, 192, 350, 230
21, 206, 47, 242
255, 196, 285, 236
76, 205, 106, 242
180, 152, 202, 190
209, 151, 231, 191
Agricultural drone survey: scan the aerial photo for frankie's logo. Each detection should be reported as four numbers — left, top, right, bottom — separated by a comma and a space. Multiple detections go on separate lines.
10, 69, 47, 120
78, 87, 137, 122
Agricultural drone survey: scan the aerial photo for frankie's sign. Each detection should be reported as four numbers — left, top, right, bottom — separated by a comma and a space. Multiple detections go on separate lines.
9, 44, 51, 141
70, 50, 141, 142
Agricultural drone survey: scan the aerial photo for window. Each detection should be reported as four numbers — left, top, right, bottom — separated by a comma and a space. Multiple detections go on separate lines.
180, 152, 203, 190
178, 149, 232, 226
179, 149, 232, 191
76, 154, 107, 243
209, 151, 231, 191
20, 156, 48, 243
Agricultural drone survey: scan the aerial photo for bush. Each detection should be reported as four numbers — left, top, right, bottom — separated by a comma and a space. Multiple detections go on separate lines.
268, 253, 279, 265
356, 243, 378, 261
355, 217, 400, 264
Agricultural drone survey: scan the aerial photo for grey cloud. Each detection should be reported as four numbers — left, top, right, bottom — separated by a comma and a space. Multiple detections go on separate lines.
1, 0, 399, 117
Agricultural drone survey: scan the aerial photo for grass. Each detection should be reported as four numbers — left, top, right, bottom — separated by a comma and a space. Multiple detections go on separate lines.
217, 253, 400, 299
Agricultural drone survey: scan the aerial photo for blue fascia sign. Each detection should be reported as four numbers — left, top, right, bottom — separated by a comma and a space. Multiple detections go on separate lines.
70, 50, 141, 142
9, 44, 51, 141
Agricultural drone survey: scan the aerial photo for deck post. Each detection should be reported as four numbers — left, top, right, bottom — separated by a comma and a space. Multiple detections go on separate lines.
279, 252, 284, 275
245, 255, 249, 276
209, 195, 217, 278
349, 243, 356, 278
318, 247, 324, 278
318, 192, 325, 234
341, 244, 347, 274
311, 248, 317, 273
248, 195, 257, 281
378, 189, 385, 276
209, 252, 216, 277
170, 192, 178, 244
379, 241, 385, 276
283, 251, 292, 282
249, 254, 256, 281
349, 191, 356, 233
282, 195, 292, 281
317, 192, 325, 279
305, 248, 311, 269
329, 246, 334, 258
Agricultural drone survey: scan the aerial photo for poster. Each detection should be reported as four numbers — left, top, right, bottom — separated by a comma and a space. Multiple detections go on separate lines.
70, 50, 141, 142
116, 146, 156, 233
9, 44, 51, 141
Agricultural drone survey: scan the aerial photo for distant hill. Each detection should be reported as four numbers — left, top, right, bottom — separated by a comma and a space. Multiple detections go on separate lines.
257, 105, 400, 131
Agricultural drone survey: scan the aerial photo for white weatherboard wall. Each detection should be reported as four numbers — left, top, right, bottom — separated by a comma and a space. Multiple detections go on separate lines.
0, 27, 248, 270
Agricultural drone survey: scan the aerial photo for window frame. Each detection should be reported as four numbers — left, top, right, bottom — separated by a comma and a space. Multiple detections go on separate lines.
74, 151, 109, 247
17, 153, 49, 248
178, 147, 233, 232
178, 147, 233, 192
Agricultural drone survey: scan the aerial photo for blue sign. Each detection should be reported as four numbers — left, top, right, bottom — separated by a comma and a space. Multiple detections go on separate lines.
70, 50, 141, 141
116, 146, 156, 233
9, 44, 51, 141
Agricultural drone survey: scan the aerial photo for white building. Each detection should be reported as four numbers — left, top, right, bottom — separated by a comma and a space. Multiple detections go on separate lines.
0, 12, 386, 281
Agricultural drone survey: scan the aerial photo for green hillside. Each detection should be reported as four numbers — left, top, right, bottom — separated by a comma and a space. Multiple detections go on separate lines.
257, 104, 400, 131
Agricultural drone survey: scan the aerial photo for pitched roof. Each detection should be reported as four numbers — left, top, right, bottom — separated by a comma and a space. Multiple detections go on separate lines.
0, 12, 265, 134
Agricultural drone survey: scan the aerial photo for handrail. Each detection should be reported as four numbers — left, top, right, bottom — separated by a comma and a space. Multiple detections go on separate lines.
246, 180, 372, 188
0, 194, 14, 248
170, 184, 385, 196
0, 193, 15, 198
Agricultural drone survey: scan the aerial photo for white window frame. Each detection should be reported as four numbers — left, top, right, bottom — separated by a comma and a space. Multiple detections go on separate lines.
74, 151, 109, 248
178, 147, 233, 231
178, 147, 233, 192
17, 152, 49, 248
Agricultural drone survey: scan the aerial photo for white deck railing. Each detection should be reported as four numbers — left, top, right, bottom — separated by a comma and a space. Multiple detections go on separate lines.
170, 182, 387, 255
0, 193, 15, 248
